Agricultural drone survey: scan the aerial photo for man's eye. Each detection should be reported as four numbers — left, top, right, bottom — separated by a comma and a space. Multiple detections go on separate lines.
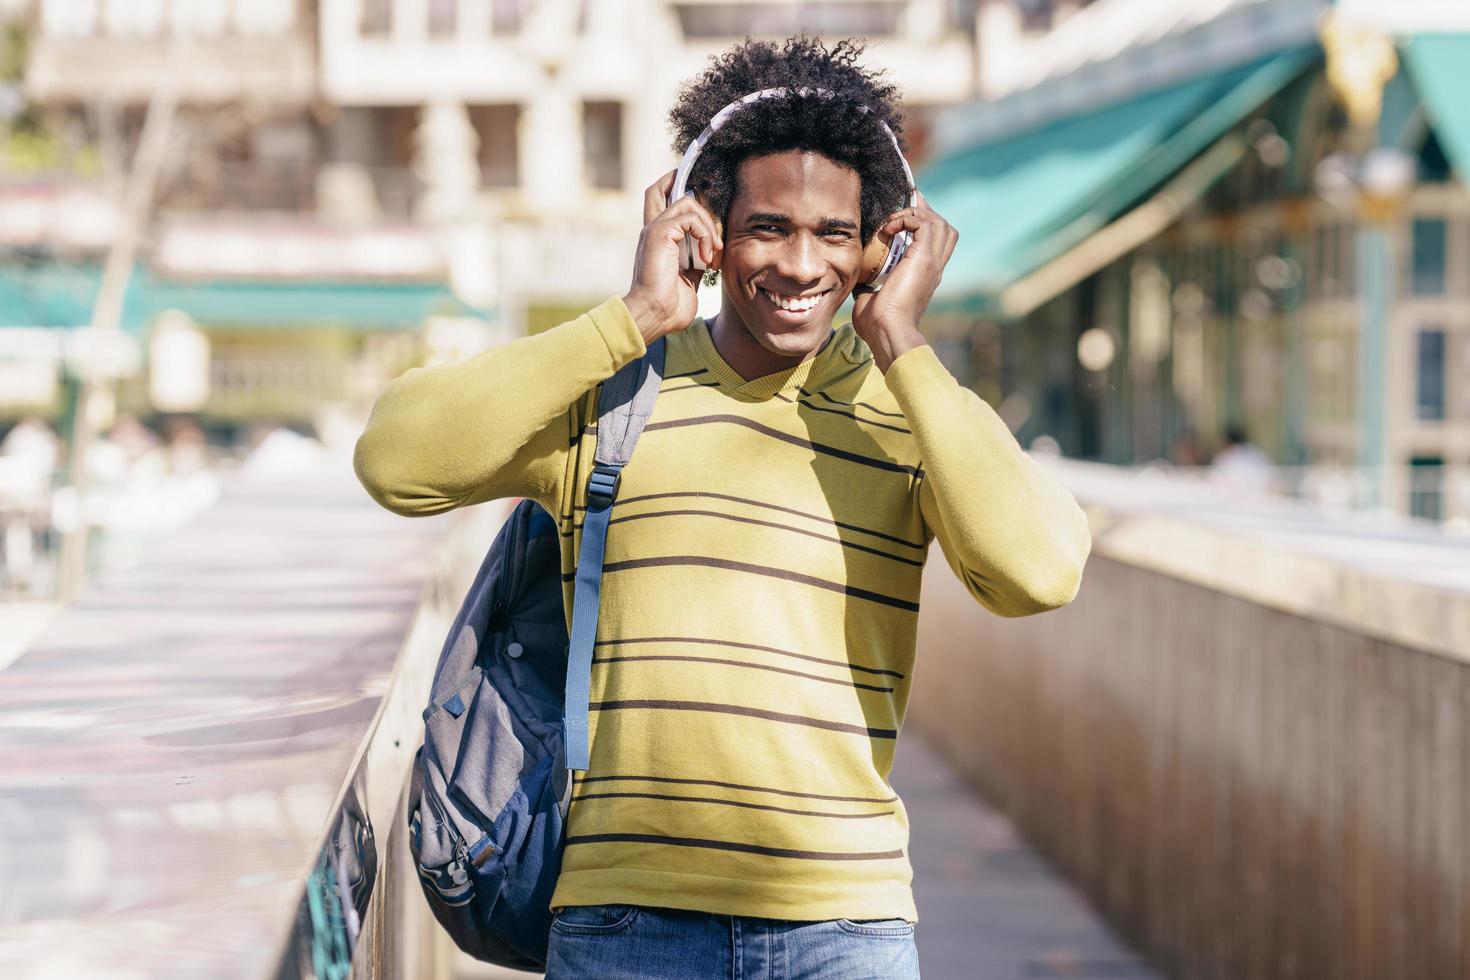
752, 224, 782, 234
822, 230, 854, 241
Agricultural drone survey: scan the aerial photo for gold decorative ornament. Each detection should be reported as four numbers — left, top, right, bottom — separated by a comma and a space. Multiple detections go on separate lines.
1320, 12, 1399, 132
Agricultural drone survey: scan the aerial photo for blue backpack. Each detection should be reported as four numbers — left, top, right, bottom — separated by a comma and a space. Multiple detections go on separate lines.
406, 340, 665, 969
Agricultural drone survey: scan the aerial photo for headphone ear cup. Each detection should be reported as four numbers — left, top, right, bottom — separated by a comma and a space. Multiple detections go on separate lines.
859, 230, 893, 284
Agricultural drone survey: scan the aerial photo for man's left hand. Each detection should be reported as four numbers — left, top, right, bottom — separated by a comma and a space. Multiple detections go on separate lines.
850, 192, 958, 373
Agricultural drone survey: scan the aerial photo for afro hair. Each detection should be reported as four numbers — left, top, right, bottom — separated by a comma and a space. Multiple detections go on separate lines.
668, 36, 909, 248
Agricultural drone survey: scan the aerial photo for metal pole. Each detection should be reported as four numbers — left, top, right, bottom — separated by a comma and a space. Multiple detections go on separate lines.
1354, 222, 1390, 511
56, 67, 178, 602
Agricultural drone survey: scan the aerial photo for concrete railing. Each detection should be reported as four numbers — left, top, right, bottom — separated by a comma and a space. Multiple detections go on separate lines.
0, 453, 504, 979
910, 461, 1470, 980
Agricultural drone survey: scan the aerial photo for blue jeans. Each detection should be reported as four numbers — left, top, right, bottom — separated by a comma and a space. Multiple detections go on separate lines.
545, 903, 920, 979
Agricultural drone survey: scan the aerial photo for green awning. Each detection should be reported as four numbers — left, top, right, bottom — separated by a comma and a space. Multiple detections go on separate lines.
920, 48, 1318, 314
1403, 34, 1470, 185
0, 261, 481, 332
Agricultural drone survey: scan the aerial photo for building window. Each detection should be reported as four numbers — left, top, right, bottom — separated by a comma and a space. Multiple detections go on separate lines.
469, 104, 520, 188
1412, 218, 1447, 295
1416, 328, 1446, 421
947, 0, 981, 32
584, 101, 623, 191
361, 0, 392, 35
1017, 0, 1055, 31
429, 0, 457, 36
102, 0, 164, 36
1409, 456, 1444, 522
170, 0, 228, 36
1308, 220, 1355, 300
42, 0, 99, 36
492, 0, 528, 33
234, 0, 294, 35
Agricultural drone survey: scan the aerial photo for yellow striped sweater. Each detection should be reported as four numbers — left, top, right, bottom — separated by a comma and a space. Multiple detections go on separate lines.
353, 296, 1090, 922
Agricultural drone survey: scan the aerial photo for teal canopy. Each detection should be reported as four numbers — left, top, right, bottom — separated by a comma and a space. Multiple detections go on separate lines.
1402, 34, 1470, 185
920, 48, 1318, 313
0, 261, 481, 333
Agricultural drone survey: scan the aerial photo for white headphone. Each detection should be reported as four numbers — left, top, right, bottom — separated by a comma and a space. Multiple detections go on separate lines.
667, 86, 917, 291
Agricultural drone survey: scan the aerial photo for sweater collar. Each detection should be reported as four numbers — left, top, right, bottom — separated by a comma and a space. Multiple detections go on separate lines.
688, 316, 857, 399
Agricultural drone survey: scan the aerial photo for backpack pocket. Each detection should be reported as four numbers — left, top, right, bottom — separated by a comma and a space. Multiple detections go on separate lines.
411, 655, 565, 968
440, 661, 534, 826
416, 668, 498, 898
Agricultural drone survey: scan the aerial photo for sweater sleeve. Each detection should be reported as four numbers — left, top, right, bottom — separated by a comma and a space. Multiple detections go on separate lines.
883, 344, 1091, 617
352, 296, 646, 517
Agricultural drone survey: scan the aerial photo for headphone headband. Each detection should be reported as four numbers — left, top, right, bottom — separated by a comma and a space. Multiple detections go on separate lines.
669, 86, 916, 213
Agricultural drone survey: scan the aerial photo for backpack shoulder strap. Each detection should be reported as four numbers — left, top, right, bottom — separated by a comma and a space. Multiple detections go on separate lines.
563, 338, 666, 771
593, 337, 666, 467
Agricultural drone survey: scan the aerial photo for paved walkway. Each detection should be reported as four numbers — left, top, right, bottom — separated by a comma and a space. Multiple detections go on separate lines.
459, 733, 1157, 980
0, 600, 60, 672
899, 735, 1158, 980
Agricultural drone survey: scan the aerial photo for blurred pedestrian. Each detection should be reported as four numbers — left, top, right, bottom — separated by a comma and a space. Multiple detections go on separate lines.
0, 415, 60, 494
1210, 425, 1277, 496
161, 417, 209, 476
0, 416, 60, 595
239, 422, 323, 483
355, 36, 1090, 980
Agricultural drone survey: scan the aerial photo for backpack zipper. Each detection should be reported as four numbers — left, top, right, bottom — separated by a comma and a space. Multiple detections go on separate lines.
422, 781, 494, 884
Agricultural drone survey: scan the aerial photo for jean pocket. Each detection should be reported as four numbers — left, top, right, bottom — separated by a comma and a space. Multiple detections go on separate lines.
551, 903, 642, 935
835, 917, 915, 937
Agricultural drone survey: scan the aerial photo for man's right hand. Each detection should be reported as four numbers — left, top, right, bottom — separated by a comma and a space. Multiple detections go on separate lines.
622, 170, 722, 344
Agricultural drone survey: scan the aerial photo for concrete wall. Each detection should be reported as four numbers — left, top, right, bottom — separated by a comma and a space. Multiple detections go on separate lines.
909, 466, 1470, 979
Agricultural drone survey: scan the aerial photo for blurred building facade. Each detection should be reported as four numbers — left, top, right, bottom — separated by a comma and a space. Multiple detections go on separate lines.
921, 0, 1470, 524
0, 0, 1096, 430
314, 0, 1032, 331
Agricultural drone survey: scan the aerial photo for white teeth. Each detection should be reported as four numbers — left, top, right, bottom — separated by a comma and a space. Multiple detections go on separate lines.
761, 288, 828, 313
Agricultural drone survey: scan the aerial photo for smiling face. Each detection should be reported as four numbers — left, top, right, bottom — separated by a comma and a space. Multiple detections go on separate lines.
713, 150, 865, 374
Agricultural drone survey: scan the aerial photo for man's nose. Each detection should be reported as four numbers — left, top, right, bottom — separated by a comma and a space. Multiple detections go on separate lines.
773, 233, 824, 285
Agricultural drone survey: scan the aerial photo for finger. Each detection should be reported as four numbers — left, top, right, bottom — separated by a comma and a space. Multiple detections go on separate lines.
657, 208, 722, 267
881, 192, 943, 230
877, 210, 947, 260
941, 223, 959, 266
644, 170, 678, 224
660, 198, 723, 263
876, 208, 924, 236
663, 192, 723, 245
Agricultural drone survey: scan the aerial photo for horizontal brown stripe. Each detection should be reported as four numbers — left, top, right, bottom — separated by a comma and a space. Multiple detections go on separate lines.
775, 391, 911, 434
601, 555, 921, 612
595, 636, 905, 679
590, 698, 898, 738
664, 367, 711, 380
662, 381, 722, 394
571, 490, 927, 550
593, 653, 895, 693
801, 387, 907, 419
571, 790, 895, 819
594, 508, 922, 567
575, 773, 899, 803
643, 414, 920, 476
564, 832, 905, 862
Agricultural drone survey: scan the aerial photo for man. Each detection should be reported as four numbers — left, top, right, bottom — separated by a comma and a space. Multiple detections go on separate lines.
355, 36, 1090, 980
